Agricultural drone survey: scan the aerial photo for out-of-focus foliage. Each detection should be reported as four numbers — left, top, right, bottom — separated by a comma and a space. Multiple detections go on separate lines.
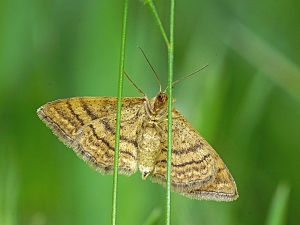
0, 1, 299, 224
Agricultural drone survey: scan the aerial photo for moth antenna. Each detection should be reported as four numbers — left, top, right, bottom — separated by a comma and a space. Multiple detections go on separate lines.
138, 46, 162, 92
163, 63, 209, 93
124, 71, 146, 96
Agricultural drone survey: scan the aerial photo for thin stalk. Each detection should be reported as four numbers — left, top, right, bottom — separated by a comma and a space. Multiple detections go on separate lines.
111, 0, 129, 224
144, 0, 175, 223
145, 0, 170, 46
166, 0, 175, 224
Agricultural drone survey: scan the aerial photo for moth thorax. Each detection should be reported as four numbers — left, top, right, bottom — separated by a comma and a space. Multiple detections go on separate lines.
137, 125, 162, 179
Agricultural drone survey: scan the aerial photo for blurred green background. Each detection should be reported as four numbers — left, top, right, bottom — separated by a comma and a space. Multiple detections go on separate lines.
1, 0, 299, 224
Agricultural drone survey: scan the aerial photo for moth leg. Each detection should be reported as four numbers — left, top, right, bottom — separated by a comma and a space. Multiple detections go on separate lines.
143, 96, 154, 116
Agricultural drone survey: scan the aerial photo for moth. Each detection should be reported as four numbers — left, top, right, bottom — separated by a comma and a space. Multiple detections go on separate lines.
37, 55, 238, 202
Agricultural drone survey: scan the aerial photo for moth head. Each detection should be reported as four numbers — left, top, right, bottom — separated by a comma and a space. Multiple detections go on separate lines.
153, 92, 168, 113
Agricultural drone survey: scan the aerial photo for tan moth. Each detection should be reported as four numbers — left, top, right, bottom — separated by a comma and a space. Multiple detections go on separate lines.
37, 52, 238, 202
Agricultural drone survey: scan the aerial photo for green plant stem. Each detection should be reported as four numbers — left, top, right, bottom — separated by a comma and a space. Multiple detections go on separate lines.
145, 0, 170, 46
112, 0, 129, 224
166, 0, 175, 224
145, 0, 175, 224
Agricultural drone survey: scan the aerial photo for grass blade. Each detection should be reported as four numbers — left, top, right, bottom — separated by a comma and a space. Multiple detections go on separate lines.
111, 0, 129, 224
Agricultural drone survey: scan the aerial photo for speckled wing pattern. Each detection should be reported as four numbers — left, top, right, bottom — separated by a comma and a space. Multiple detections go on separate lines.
150, 108, 238, 201
37, 97, 145, 176
150, 109, 238, 201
